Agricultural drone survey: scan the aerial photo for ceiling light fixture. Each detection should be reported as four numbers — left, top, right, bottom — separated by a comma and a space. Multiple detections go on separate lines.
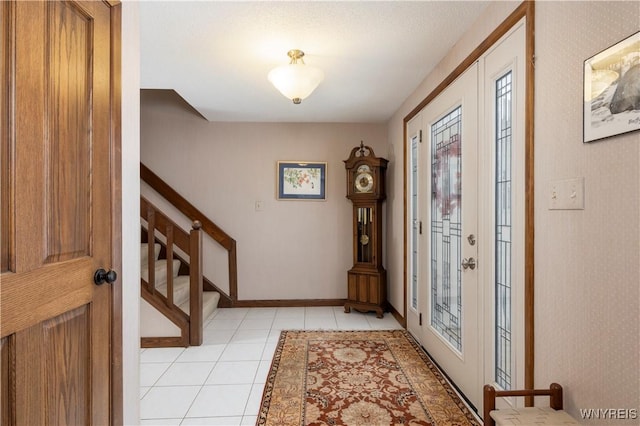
268, 49, 324, 104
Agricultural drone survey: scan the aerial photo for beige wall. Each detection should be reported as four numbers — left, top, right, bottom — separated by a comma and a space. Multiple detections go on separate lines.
534, 1, 639, 422
140, 94, 387, 301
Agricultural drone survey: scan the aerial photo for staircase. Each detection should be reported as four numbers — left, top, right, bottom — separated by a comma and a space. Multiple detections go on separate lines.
139, 163, 238, 348
140, 197, 220, 348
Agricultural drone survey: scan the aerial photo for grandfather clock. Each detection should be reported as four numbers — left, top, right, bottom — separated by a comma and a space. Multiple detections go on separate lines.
344, 142, 388, 318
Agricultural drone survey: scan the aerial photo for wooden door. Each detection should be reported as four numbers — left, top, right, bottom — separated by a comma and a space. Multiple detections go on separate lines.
1, 1, 121, 424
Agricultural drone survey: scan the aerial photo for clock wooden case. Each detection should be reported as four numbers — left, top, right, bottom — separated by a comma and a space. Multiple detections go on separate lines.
344, 142, 388, 318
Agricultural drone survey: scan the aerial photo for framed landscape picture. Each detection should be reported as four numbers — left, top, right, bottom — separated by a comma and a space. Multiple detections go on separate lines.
277, 161, 327, 200
583, 31, 640, 143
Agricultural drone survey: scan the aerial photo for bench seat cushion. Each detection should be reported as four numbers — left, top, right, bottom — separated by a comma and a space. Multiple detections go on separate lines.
490, 406, 578, 425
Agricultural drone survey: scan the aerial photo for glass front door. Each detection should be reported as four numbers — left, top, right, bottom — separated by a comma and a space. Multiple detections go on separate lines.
420, 63, 480, 408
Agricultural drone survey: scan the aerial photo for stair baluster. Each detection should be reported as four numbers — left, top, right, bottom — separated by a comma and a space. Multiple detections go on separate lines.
165, 224, 174, 307
146, 207, 156, 294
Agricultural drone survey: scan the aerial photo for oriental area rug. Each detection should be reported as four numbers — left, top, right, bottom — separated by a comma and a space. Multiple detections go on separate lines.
257, 330, 479, 426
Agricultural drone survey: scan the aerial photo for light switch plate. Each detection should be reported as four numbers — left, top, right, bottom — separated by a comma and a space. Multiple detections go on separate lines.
255, 200, 264, 211
548, 177, 584, 210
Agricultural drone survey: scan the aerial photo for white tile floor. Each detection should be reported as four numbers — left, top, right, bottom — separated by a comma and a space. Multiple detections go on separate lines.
139, 306, 403, 426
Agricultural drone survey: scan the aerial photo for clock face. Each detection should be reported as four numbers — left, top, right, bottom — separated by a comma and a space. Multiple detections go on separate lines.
354, 165, 373, 193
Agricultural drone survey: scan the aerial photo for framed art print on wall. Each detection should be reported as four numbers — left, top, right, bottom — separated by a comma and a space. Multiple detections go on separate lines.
277, 161, 327, 200
583, 31, 640, 143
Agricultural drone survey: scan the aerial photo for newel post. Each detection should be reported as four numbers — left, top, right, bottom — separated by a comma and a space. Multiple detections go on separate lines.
189, 220, 203, 345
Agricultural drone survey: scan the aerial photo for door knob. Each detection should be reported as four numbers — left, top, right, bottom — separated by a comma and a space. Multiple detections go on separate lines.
461, 258, 476, 270
94, 268, 117, 285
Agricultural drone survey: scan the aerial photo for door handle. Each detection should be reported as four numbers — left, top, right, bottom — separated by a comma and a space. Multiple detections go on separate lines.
461, 258, 476, 270
94, 268, 117, 285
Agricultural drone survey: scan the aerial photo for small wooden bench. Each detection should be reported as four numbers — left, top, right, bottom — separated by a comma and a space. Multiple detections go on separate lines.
483, 383, 579, 425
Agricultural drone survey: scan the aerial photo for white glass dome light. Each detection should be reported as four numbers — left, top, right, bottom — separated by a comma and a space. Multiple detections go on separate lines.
268, 50, 324, 104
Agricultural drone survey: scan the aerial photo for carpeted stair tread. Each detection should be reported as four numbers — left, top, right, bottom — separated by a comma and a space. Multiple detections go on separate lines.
141, 259, 181, 284
179, 291, 220, 319
140, 243, 161, 266
154, 275, 191, 306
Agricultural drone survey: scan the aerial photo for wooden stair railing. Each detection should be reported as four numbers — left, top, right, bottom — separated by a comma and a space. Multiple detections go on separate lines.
141, 163, 236, 306
140, 196, 203, 347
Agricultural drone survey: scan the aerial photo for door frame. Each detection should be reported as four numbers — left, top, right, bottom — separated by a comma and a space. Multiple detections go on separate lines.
402, 1, 535, 404
108, 1, 123, 422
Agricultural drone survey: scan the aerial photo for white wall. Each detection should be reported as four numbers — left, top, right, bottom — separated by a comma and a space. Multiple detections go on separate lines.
140, 94, 387, 301
121, 1, 140, 424
534, 1, 639, 422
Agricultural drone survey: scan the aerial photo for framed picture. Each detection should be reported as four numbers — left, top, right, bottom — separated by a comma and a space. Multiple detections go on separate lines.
583, 31, 640, 143
277, 161, 327, 200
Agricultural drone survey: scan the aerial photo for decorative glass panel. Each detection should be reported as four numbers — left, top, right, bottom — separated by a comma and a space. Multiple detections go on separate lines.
356, 207, 372, 263
495, 71, 512, 389
410, 135, 419, 311
430, 107, 462, 351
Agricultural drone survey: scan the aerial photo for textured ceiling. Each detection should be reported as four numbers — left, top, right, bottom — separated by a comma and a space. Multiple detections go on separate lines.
140, 1, 490, 123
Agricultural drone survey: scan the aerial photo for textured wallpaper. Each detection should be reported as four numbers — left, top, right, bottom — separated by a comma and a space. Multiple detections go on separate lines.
534, 1, 639, 423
